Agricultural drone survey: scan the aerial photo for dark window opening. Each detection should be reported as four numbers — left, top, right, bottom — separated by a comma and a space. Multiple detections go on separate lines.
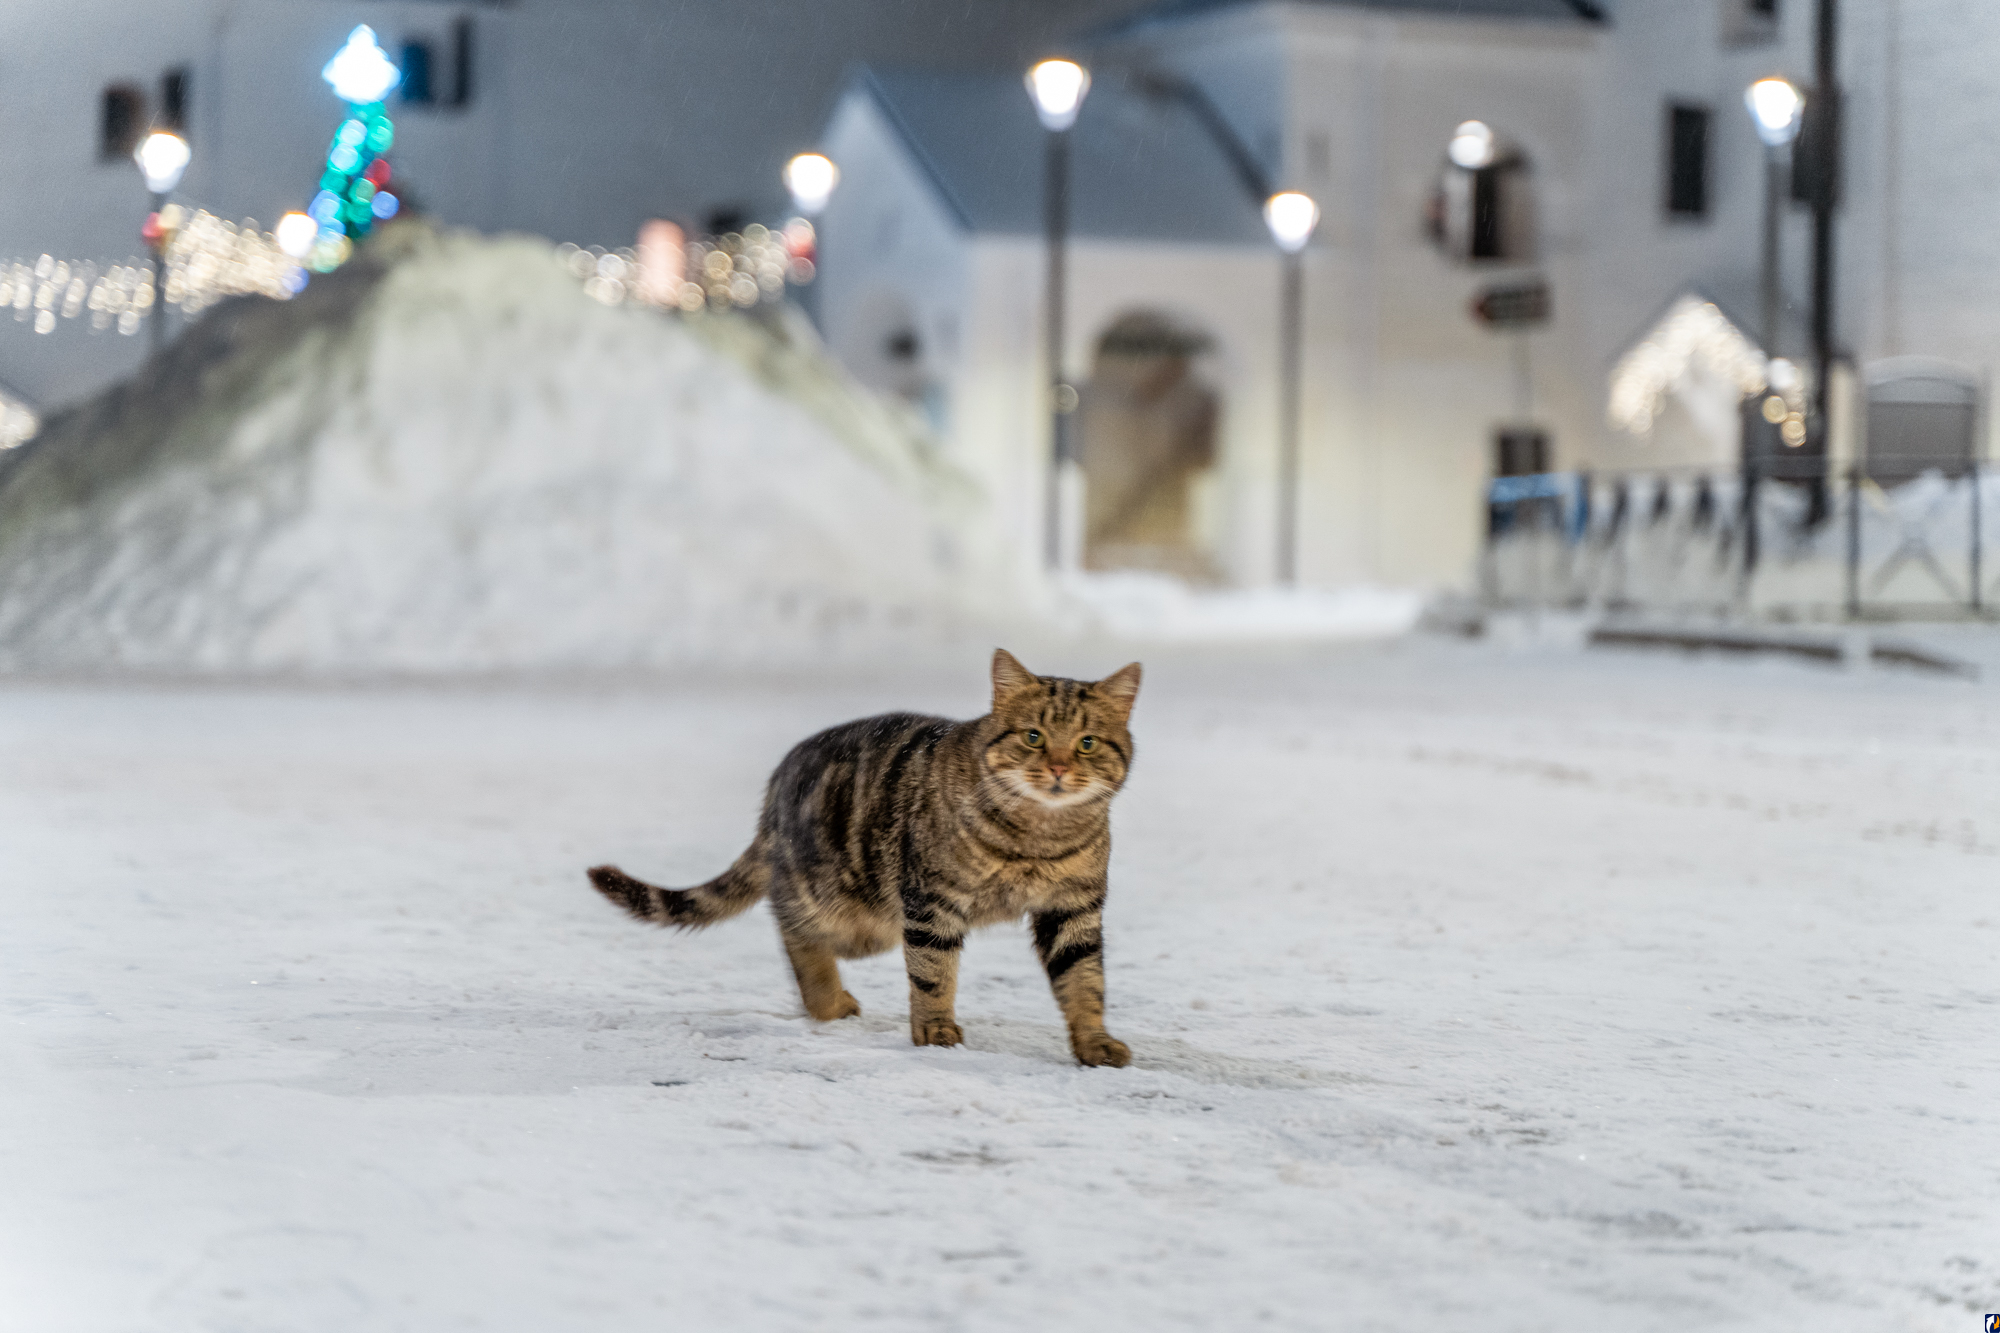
99, 84, 145, 162
1470, 167, 1503, 259
1667, 103, 1711, 218
400, 41, 435, 105
1724, 0, 1778, 45
1429, 125, 1534, 264
159, 67, 189, 132
1494, 428, 1549, 478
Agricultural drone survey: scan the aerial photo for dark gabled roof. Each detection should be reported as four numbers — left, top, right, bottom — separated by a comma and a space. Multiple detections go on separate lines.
1101, 0, 1606, 39
852, 67, 1270, 245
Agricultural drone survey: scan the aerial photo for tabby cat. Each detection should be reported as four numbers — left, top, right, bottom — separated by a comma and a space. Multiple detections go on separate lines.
586, 649, 1142, 1067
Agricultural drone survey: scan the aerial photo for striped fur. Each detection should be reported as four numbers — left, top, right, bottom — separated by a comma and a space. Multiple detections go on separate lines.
586, 649, 1141, 1066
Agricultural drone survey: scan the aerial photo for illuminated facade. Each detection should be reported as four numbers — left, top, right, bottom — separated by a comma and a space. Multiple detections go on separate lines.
4, 0, 1998, 590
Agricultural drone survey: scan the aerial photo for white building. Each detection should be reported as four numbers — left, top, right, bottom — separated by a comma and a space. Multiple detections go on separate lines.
816, 0, 2000, 591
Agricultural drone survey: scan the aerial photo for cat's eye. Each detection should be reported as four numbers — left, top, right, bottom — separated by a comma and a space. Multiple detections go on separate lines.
1024, 729, 1044, 748
1077, 736, 1097, 753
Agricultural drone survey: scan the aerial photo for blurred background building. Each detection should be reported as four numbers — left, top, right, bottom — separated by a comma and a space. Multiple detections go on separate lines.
2, 0, 1994, 594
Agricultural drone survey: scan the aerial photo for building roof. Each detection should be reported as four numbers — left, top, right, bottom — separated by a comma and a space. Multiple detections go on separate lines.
1102, 0, 1606, 37
853, 68, 1271, 245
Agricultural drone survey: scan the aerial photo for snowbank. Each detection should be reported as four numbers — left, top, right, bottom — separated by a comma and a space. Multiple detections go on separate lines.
0, 224, 1014, 673
1054, 571, 1422, 643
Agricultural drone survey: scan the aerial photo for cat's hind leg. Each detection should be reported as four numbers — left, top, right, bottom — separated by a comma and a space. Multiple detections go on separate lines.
780, 930, 861, 1021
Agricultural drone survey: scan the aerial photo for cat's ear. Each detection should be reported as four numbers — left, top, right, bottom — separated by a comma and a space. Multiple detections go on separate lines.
991, 648, 1038, 706
1095, 662, 1142, 721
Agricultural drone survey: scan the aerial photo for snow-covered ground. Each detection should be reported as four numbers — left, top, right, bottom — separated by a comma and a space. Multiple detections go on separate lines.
3, 637, 1996, 1331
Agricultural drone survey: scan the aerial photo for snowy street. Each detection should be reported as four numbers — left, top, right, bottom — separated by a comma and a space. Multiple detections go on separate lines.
3, 640, 1996, 1331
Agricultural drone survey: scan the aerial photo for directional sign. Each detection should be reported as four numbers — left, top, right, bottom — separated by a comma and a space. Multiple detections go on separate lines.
1471, 280, 1551, 328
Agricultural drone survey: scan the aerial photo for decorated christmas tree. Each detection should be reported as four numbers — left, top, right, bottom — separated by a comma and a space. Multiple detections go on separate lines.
304, 27, 403, 272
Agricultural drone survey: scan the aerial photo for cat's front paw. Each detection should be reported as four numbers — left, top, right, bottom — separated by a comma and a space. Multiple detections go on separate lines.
911, 1020, 963, 1048
1072, 1030, 1131, 1068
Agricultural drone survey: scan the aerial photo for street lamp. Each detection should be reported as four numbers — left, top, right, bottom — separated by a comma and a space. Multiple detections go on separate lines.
1740, 75, 1804, 593
1745, 77, 1803, 356
275, 212, 319, 260
133, 129, 191, 354
783, 153, 839, 217
1264, 191, 1319, 586
1026, 57, 1090, 570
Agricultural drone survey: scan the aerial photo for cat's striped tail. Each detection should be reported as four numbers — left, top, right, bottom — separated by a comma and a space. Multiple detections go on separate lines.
586, 855, 765, 930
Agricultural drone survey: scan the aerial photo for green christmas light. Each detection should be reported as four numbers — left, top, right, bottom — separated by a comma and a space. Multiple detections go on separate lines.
303, 27, 402, 271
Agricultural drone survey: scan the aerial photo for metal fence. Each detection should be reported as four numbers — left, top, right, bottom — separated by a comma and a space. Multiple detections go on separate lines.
1483, 456, 1995, 619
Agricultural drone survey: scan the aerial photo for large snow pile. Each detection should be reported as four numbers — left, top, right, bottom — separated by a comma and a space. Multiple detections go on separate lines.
0, 225, 1011, 673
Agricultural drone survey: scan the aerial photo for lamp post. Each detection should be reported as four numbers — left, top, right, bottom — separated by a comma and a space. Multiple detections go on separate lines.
1745, 78, 1803, 356
1026, 58, 1089, 571
133, 129, 190, 354
1264, 191, 1319, 586
781, 153, 837, 316
1742, 76, 1803, 595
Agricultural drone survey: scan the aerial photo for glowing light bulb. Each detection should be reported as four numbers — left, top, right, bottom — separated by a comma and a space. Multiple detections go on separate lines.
1263, 192, 1320, 253
1026, 59, 1090, 131
322, 25, 401, 105
782, 154, 840, 216
1448, 121, 1496, 170
1746, 78, 1804, 146
133, 131, 192, 194
275, 212, 318, 259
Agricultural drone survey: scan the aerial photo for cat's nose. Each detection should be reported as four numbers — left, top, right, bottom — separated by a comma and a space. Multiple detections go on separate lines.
1046, 763, 1070, 781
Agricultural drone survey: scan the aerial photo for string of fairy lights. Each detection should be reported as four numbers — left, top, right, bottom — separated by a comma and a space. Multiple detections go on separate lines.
559, 219, 816, 314
0, 214, 818, 453
0, 209, 305, 341
0, 214, 815, 345
1607, 294, 1811, 444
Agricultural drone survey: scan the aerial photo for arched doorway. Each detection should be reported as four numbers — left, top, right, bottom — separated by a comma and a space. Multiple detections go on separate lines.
1077, 312, 1220, 580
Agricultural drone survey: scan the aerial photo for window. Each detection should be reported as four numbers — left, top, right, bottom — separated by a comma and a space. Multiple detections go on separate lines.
401, 40, 435, 104
1723, 0, 1778, 44
1426, 121, 1535, 263
1666, 103, 1710, 218
159, 67, 189, 132
99, 84, 145, 162
400, 19, 471, 109
1493, 428, 1549, 478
